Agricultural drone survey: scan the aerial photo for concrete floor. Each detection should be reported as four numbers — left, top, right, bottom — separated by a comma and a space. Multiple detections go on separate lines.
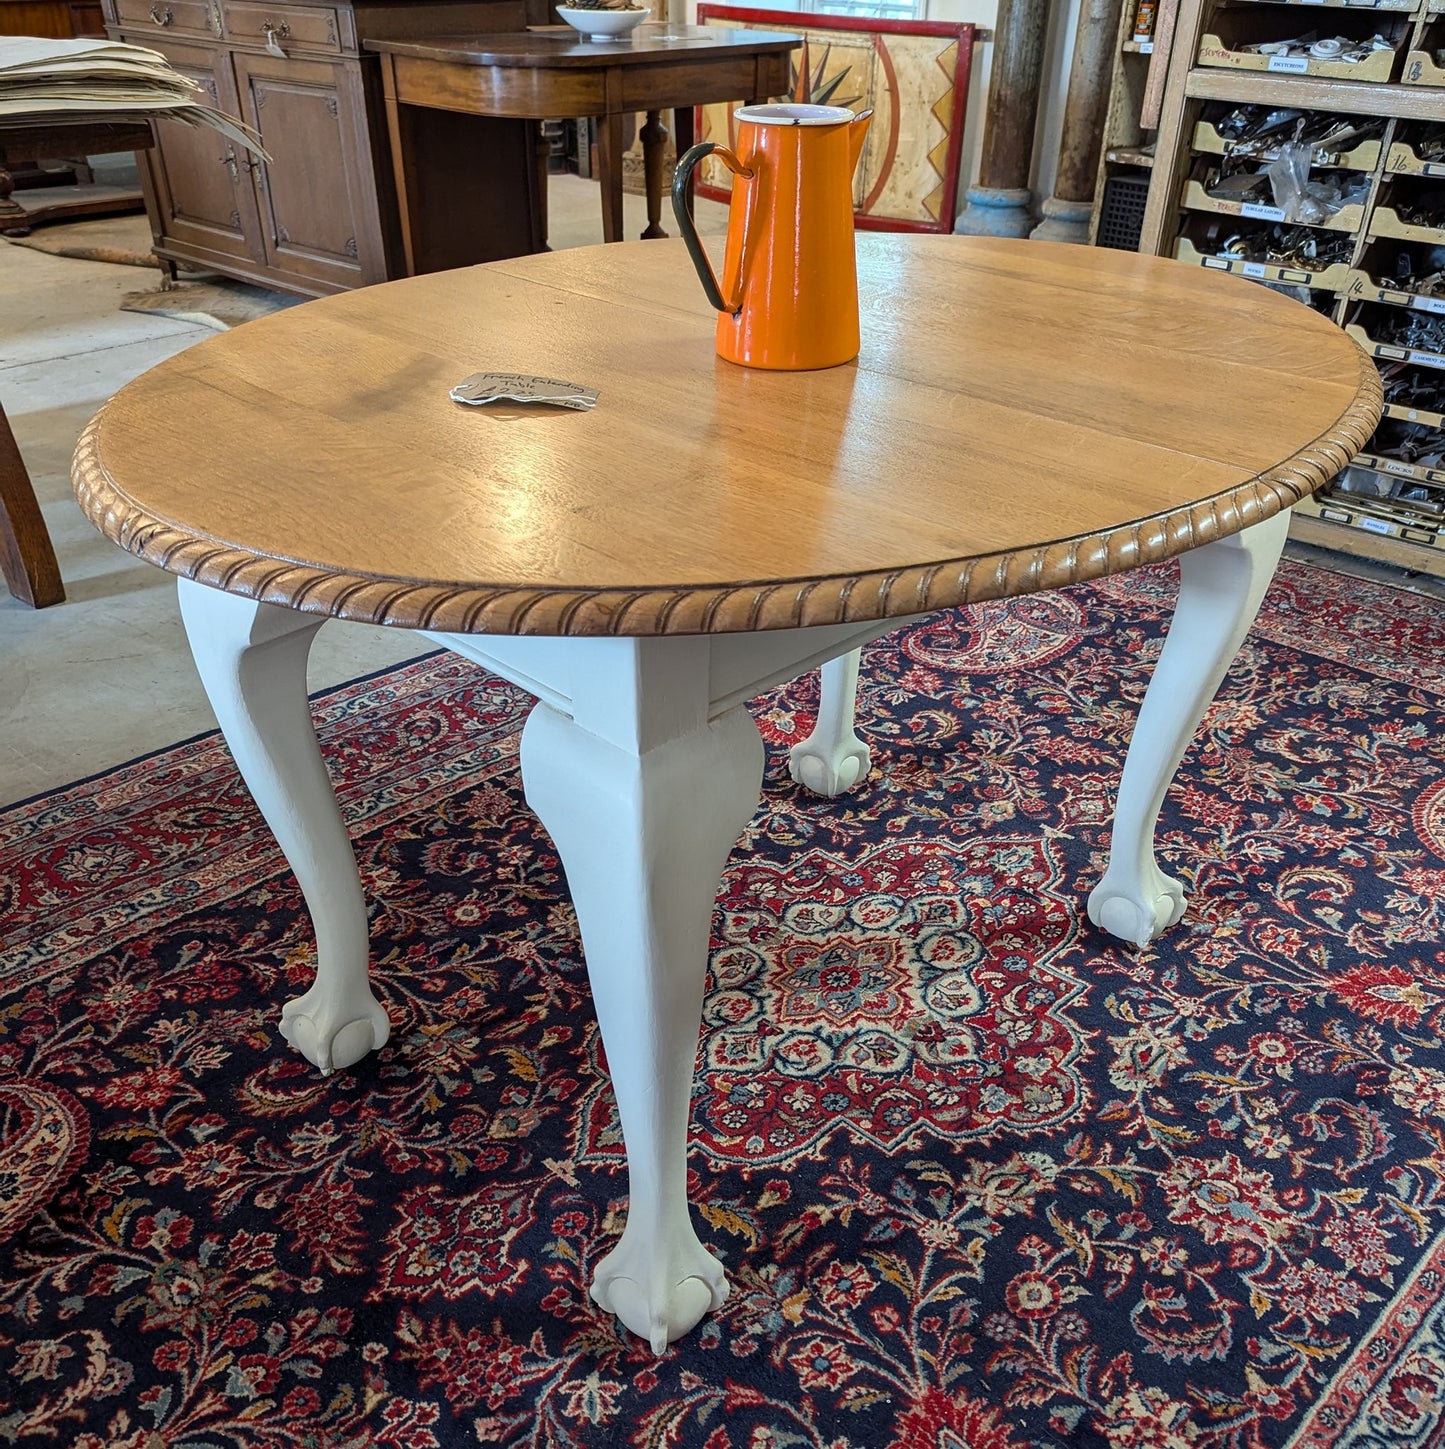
1, 179, 1436, 808
0, 175, 728, 807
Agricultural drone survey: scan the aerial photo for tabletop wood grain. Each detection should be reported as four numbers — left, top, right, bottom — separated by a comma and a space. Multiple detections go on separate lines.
73, 233, 1381, 636
365, 24, 800, 67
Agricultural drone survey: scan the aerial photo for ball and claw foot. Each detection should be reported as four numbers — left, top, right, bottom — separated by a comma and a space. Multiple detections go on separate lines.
1087, 866, 1188, 949
589, 1231, 730, 1355
279, 989, 392, 1075
788, 739, 872, 798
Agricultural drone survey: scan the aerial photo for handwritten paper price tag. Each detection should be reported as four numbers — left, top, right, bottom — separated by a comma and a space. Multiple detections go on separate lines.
450, 373, 600, 411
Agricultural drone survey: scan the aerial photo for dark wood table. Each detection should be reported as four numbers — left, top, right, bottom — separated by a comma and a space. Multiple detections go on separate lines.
367, 24, 797, 263
1, 119, 150, 609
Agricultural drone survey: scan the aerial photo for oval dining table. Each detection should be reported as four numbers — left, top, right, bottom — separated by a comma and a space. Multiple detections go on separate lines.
72, 232, 1379, 1354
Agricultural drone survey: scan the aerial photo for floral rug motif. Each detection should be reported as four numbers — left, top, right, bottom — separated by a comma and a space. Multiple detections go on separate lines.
2, 559, 1445, 1449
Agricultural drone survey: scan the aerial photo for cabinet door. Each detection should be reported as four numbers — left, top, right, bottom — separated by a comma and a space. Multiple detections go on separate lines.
232, 50, 372, 291
127, 36, 263, 262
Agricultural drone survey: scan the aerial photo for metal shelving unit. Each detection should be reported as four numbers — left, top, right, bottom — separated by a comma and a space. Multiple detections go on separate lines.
1139, 0, 1445, 577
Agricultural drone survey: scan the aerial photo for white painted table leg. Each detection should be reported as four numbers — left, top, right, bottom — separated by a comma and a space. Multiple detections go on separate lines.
520, 638, 764, 1353
1088, 510, 1290, 948
177, 580, 389, 1073
788, 647, 871, 797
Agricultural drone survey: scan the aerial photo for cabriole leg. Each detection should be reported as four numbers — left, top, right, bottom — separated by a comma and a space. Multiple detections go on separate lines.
1088, 509, 1290, 948
521, 677, 764, 1354
788, 648, 872, 797
177, 580, 389, 1073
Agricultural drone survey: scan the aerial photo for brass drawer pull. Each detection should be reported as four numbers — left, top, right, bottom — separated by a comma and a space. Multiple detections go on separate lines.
149, 4, 173, 22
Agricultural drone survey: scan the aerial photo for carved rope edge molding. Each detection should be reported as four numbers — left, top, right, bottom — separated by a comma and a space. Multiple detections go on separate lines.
71, 355, 1382, 639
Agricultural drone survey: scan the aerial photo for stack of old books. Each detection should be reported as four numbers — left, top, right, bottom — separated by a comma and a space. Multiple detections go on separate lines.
0, 35, 262, 153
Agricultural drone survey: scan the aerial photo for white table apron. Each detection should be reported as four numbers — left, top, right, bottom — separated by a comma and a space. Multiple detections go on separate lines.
173, 507, 1290, 1354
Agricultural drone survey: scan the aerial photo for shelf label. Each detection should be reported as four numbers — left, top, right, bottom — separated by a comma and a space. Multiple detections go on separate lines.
1241, 261, 1268, 278
1402, 528, 1437, 544
1135, 38, 1154, 51
1320, 507, 1352, 523
1267, 54, 1310, 71
1359, 516, 1394, 534
1410, 349, 1445, 368
1424, 162, 1445, 178
1415, 295, 1445, 315
1382, 460, 1417, 476
1241, 202, 1286, 221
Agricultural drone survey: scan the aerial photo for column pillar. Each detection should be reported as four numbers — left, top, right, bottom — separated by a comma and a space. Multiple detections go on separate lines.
1032, 0, 1128, 242
954, 0, 1053, 238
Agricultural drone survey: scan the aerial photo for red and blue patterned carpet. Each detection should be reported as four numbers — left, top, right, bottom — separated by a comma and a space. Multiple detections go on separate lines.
3, 558, 1445, 1448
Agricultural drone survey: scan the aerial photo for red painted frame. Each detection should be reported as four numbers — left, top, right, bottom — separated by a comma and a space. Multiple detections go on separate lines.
693, 3, 977, 233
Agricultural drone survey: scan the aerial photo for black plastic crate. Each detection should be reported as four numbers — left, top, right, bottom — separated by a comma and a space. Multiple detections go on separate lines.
1097, 174, 1151, 252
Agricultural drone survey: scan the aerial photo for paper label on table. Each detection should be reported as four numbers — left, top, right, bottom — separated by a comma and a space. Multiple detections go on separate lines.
1267, 54, 1310, 71
1241, 202, 1287, 221
450, 372, 600, 410
1241, 261, 1268, 278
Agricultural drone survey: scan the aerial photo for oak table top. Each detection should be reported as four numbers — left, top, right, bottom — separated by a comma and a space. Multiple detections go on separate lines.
74, 233, 1381, 636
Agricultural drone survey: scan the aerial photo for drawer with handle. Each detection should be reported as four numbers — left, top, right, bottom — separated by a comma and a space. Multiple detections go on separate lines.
221, 1, 349, 56
112, 0, 218, 37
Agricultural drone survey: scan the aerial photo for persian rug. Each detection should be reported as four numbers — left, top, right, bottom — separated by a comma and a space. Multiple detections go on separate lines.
3, 558, 1445, 1449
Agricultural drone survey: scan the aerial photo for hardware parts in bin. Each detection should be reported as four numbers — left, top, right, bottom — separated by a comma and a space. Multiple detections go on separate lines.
1194, 158, 1368, 226
1349, 239, 1445, 309
1326, 461, 1445, 523
1364, 416, 1445, 473
1245, 34, 1395, 64
1197, 10, 1407, 80
1349, 301, 1445, 354
1202, 217, 1353, 267
1347, 295, 1445, 373
1386, 122, 1445, 178
1302, 491, 1443, 546
1198, 106, 1385, 168
1370, 179, 1445, 246
1260, 280, 1339, 315
1381, 360, 1445, 422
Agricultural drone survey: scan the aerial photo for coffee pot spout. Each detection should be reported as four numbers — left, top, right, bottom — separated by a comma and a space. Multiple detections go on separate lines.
848, 108, 873, 171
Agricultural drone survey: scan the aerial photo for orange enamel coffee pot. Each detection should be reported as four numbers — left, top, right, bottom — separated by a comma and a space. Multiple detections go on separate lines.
671, 102, 872, 371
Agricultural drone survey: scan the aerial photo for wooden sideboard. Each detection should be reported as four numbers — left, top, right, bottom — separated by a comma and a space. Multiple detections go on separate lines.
104, 0, 547, 295
1, 0, 103, 38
